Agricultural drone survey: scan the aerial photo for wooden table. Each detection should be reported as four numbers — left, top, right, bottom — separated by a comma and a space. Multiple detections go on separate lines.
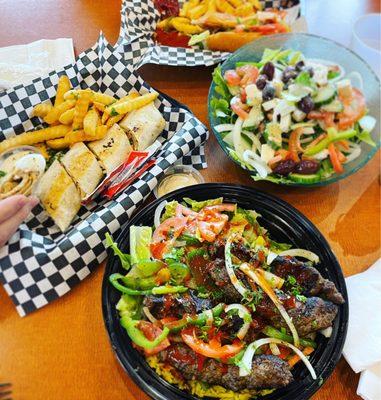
0, 1, 379, 399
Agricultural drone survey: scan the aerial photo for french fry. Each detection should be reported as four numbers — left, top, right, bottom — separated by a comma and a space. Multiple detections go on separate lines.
63, 89, 80, 100
207, 0, 217, 12
106, 114, 124, 128
216, 0, 235, 14
157, 18, 173, 30
46, 137, 71, 150
72, 90, 93, 130
105, 92, 159, 116
44, 99, 76, 125
101, 111, 109, 125
0, 125, 71, 154
92, 92, 115, 106
83, 109, 99, 137
93, 101, 106, 113
59, 108, 75, 125
112, 92, 140, 107
54, 75, 71, 107
227, 0, 242, 7
92, 125, 108, 140
247, 0, 262, 10
171, 17, 203, 34
33, 103, 53, 118
188, 4, 208, 19
235, 3, 254, 16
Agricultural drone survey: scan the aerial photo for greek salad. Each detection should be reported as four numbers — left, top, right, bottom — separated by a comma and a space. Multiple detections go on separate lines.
210, 48, 377, 184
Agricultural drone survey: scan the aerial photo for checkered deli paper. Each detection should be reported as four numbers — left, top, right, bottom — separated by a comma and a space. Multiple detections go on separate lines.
116, 0, 302, 68
0, 35, 208, 316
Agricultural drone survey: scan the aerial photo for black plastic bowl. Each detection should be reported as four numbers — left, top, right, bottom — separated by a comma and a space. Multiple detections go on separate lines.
102, 183, 348, 400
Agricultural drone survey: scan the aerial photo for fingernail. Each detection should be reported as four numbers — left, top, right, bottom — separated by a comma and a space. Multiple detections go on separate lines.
28, 196, 39, 208
17, 195, 29, 208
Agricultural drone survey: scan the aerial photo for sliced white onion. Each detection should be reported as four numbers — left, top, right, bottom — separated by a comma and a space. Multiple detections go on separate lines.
243, 150, 271, 178
232, 117, 245, 156
225, 304, 252, 340
154, 200, 167, 229
239, 263, 300, 348
313, 149, 329, 160
238, 338, 317, 379
225, 236, 250, 297
358, 115, 376, 133
258, 268, 284, 289
242, 130, 262, 153
279, 249, 320, 264
267, 251, 278, 265
300, 136, 314, 144
319, 326, 333, 338
214, 123, 235, 133
143, 306, 158, 324
204, 309, 214, 326
269, 342, 281, 356
344, 143, 361, 163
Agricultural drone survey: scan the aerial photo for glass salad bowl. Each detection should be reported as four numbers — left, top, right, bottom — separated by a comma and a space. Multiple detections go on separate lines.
207, 33, 381, 187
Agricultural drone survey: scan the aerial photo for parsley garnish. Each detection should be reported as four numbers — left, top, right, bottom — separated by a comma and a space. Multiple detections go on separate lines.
110, 108, 119, 117
0, 170, 6, 178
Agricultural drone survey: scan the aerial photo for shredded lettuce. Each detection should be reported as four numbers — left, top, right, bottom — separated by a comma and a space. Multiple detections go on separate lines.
116, 294, 142, 319
130, 226, 152, 265
105, 233, 131, 270
183, 197, 223, 212
295, 71, 314, 88
268, 239, 292, 252
328, 70, 340, 80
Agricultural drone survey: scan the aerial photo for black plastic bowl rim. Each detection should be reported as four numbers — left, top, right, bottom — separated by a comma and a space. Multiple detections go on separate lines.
102, 183, 349, 400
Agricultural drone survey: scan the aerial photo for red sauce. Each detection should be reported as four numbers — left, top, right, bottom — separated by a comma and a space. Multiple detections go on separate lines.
196, 354, 206, 372
282, 295, 296, 310
188, 254, 210, 286
156, 28, 191, 48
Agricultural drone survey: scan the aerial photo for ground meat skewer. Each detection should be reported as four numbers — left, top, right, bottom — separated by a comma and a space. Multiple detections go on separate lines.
160, 344, 293, 391
142, 290, 213, 319
208, 238, 260, 266
267, 296, 339, 336
271, 256, 345, 305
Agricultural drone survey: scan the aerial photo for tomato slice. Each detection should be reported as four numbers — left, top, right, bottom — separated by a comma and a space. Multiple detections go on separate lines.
137, 321, 171, 356
203, 204, 236, 213
231, 103, 249, 120
181, 327, 244, 359
197, 205, 232, 242
338, 88, 366, 129
151, 216, 188, 259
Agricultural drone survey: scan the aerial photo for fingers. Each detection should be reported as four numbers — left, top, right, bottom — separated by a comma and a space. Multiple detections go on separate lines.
0, 196, 39, 247
0, 195, 30, 224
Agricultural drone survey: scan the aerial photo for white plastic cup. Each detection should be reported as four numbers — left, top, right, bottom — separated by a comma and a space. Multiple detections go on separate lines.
351, 14, 381, 77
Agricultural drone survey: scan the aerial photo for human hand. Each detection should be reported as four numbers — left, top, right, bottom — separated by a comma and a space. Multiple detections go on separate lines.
0, 195, 39, 247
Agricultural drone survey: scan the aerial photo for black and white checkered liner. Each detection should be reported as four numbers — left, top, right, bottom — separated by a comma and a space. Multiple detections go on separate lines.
116, 0, 301, 68
0, 35, 209, 316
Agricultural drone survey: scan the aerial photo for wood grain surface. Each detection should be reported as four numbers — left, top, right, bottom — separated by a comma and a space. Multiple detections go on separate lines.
0, 1, 380, 399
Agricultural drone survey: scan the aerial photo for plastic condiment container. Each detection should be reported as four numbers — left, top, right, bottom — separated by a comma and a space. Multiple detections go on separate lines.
154, 165, 204, 198
351, 14, 381, 77
0, 146, 46, 199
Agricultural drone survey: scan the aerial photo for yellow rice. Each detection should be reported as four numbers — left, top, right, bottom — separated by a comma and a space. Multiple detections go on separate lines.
146, 355, 275, 399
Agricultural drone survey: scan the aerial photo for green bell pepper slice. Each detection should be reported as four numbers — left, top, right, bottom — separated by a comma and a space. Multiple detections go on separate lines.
262, 325, 317, 348
120, 316, 169, 350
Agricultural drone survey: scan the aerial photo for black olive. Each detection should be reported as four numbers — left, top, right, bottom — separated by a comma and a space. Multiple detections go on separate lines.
295, 60, 305, 71
262, 83, 275, 101
281, 66, 298, 83
256, 75, 267, 90
297, 95, 315, 114
272, 160, 297, 176
294, 160, 320, 174
262, 62, 275, 80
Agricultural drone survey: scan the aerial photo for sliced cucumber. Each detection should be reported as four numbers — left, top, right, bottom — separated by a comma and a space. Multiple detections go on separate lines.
321, 99, 344, 113
289, 173, 321, 184
264, 122, 282, 150
242, 105, 264, 129
313, 85, 336, 106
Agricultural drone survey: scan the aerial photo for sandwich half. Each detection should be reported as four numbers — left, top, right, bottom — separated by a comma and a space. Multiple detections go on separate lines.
61, 142, 103, 198
87, 123, 133, 175
119, 102, 165, 151
34, 160, 81, 232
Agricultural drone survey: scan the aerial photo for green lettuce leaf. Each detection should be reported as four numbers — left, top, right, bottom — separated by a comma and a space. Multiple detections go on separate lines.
212, 65, 231, 99
105, 233, 131, 270
130, 226, 152, 265
183, 197, 223, 212
161, 201, 179, 222
357, 129, 376, 147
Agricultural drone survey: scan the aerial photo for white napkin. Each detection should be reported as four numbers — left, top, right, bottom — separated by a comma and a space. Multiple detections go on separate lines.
343, 259, 381, 400
0, 38, 75, 91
